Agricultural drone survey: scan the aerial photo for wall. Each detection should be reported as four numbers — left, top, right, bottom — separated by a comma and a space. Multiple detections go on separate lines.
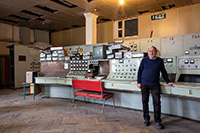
0, 23, 20, 55
51, 21, 114, 46
138, 3, 200, 39
0, 23, 50, 55
14, 45, 40, 88
35, 29, 49, 43
51, 3, 200, 46
97, 21, 113, 43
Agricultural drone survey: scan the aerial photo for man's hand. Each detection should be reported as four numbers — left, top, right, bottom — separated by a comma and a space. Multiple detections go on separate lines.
137, 83, 142, 89
168, 82, 175, 87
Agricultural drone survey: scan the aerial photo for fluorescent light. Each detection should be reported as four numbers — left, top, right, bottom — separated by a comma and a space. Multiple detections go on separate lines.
119, 0, 124, 5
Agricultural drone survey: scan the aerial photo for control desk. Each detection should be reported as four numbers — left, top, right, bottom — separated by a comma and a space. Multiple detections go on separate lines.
104, 58, 142, 91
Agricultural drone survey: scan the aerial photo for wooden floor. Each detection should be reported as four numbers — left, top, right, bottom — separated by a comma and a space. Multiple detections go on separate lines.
0, 88, 200, 133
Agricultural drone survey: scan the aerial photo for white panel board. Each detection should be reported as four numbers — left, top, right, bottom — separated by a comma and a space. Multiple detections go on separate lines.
123, 39, 141, 52
183, 33, 200, 56
161, 36, 183, 57
141, 38, 161, 53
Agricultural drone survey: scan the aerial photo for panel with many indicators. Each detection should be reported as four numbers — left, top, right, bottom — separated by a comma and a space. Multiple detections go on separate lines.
107, 58, 142, 81
66, 60, 88, 78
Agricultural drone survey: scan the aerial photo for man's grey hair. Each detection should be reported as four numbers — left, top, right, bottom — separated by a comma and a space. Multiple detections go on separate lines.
148, 46, 157, 51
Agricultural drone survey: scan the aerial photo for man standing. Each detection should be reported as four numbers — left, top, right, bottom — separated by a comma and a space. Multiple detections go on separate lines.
137, 46, 174, 129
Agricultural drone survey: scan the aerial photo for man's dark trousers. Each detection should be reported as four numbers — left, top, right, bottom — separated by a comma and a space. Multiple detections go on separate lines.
141, 84, 161, 123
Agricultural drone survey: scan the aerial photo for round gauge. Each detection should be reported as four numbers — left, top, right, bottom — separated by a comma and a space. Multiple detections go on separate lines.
184, 59, 189, 64
190, 59, 195, 64
134, 44, 137, 48
184, 50, 190, 55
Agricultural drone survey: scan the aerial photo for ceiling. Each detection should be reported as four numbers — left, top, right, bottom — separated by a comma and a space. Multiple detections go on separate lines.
0, 0, 199, 32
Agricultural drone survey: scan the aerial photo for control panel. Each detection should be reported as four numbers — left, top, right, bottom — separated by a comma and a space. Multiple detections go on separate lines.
175, 56, 200, 82
178, 57, 200, 69
160, 36, 183, 57
161, 57, 177, 82
66, 60, 88, 78
141, 38, 161, 53
123, 39, 141, 52
162, 57, 177, 74
183, 33, 200, 56
107, 58, 142, 81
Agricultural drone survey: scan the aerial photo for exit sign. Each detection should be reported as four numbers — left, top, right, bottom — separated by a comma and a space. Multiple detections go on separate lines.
151, 13, 166, 20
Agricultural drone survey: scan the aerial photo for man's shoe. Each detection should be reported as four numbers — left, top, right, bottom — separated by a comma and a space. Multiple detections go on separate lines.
155, 123, 164, 129
144, 121, 150, 126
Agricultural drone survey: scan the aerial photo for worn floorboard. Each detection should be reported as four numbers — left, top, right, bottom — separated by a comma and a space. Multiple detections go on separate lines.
0, 88, 200, 133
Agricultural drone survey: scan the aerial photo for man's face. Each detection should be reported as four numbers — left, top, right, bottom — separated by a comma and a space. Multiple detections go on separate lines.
148, 47, 157, 59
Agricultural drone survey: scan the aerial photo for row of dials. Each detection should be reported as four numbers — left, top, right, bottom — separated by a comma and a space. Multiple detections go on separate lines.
70, 60, 88, 71
70, 60, 88, 64
112, 72, 136, 76
70, 68, 88, 71
111, 76, 135, 79
114, 68, 137, 72
184, 59, 195, 64
70, 64, 88, 67
114, 64, 137, 67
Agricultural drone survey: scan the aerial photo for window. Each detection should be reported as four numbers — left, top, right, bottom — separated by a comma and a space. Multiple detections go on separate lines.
125, 19, 138, 37
118, 21, 123, 38
114, 18, 138, 39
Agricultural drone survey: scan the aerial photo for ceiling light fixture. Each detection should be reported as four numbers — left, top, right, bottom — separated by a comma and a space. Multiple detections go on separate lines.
119, 0, 124, 5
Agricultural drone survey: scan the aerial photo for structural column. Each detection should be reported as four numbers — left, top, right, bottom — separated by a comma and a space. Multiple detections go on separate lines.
83, 12, 98, 44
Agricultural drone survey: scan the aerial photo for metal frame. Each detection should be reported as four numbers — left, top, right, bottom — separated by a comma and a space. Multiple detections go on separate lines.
23, 83, 35, 100
72, 80, 115, 113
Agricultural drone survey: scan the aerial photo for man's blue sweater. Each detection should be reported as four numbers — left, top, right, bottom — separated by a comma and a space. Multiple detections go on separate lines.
137, 57, 170, 86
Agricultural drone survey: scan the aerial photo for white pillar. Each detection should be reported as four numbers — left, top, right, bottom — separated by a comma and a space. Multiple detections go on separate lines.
84, 12, 98, 44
